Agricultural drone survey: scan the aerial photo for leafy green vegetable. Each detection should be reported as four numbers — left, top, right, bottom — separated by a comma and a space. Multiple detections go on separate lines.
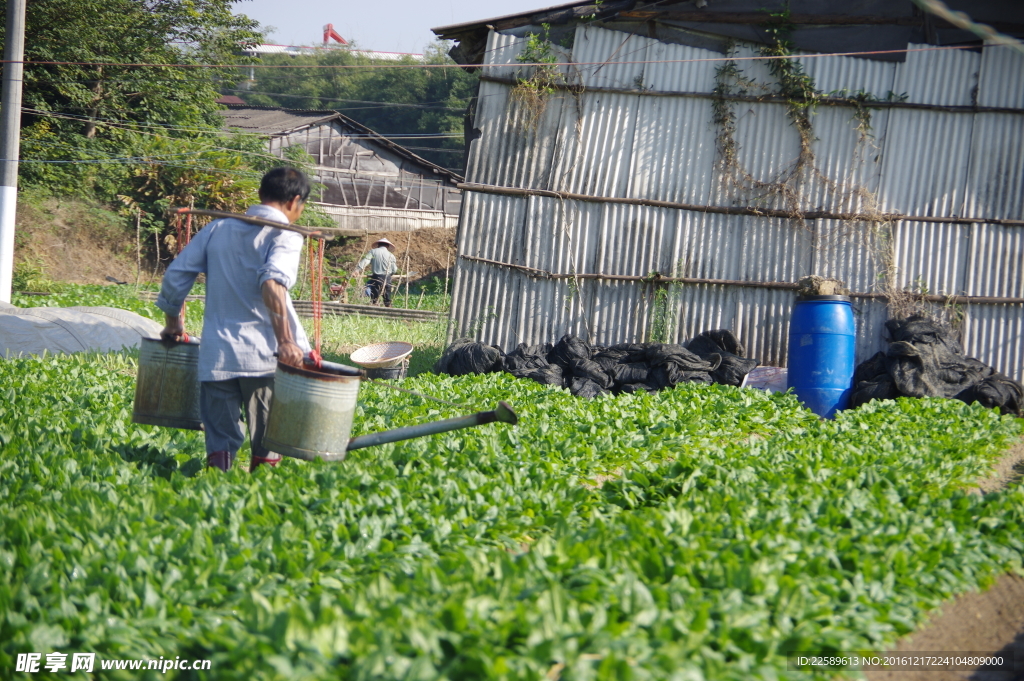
0, 353, 1021, 680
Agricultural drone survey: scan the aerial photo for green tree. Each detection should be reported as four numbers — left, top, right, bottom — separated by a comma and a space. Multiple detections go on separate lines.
0, 1, 341, 267
1, 0, 263, 138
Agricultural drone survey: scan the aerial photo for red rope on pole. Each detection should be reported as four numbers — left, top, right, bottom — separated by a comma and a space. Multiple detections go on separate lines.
182, 211, 192, 248
171, 212, 190, 328
306, 237, 326, 368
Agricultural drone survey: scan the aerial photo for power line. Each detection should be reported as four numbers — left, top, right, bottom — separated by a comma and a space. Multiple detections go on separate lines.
16, 125, 470, 182
10, 157, 262, 177
0, 44, 986, 71
22, 79, 470, 110
401, 146, 464, 153
18, 146, 216, 163
23, 107, 463, 140
22, 111, 463, 187
220, 89, 465, 110
13, 153, 463, 191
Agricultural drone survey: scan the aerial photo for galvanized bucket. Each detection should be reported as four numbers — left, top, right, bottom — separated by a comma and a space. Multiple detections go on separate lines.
262, 361, 360, 462
133, 337, 202, 430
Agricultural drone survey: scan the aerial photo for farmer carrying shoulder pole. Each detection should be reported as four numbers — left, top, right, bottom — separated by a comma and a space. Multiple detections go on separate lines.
155, 166, 312, 472
356, 237, 397, 307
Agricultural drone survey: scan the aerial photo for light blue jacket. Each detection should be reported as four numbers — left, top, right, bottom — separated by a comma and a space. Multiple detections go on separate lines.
156, 205, 311, 382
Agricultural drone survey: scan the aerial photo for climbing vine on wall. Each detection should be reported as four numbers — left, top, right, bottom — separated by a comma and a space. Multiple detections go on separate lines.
510, 24, 567, 132
708, 10, 962, 326
711, 16, 832, 219
760, 11, 819, 168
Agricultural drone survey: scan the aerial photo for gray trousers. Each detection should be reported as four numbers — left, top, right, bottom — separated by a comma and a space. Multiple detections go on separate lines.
200, 377, 279, 465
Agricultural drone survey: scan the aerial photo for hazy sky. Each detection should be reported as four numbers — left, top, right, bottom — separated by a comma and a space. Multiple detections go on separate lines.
231, 0, 552, 54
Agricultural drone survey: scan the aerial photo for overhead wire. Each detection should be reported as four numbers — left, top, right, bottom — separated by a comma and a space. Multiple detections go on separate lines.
0, 43, 989, 71
12, 151, 466, 194
910, 0, 1024, 55
20, 128, 464, 191
19, 80, 472, 110
218, 89, 467, 110
23, 107, 464, 142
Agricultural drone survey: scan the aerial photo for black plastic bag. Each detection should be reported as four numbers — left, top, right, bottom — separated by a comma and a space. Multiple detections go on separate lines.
518, 364, 566, 386
686, 329, 759, 386
954, 373, 1023, 416
850, 351, 900, 408
569, 358, 613, 389
851, 316, 1023, 415
610, 362, 650, 386
547, 334, 593, 369
503, 342, 553, 372
433, 338, 504, 376
570, 376, 608, 399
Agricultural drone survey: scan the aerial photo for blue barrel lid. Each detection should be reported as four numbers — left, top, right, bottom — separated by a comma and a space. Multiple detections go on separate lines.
797, 294, 851, 302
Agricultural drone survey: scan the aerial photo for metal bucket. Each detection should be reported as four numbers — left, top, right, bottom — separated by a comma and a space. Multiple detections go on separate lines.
262, 361, 360, 462
133, 337, 202, 430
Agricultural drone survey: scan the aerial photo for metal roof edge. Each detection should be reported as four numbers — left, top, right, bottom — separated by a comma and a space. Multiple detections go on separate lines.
431, 0, 593, 37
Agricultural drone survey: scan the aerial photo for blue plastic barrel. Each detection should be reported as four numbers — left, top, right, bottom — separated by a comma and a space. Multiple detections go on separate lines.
787, 295, 856, 418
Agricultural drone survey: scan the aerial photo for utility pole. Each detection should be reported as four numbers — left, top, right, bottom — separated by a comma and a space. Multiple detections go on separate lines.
0, 0, 27, 303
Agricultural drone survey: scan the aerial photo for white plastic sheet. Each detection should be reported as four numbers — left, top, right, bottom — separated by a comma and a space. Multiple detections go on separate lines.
0, 303, 163, 358
741, 366, 789, 393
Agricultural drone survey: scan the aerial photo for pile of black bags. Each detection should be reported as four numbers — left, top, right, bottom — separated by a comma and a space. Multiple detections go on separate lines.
851, 315, 1023, 416
434, 330, 760, 398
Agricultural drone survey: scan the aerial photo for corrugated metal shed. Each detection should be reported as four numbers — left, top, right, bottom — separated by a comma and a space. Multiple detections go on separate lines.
312, 204, 459, 232
218, 106, 463, 233
219, 107, 339, 135
434, 1, 1024, 65
442, 15, 1024, 382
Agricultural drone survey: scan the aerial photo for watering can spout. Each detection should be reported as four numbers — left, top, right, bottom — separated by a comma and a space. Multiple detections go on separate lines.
345, 401, 518, 452
493, 401, 518, 426
262, 361, 518, 461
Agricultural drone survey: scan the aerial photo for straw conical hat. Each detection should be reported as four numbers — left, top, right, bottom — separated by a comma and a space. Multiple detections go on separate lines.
373, 237, 395, 249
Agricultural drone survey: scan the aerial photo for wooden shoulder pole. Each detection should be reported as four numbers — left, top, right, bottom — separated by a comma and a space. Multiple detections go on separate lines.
167, 207, 328, 239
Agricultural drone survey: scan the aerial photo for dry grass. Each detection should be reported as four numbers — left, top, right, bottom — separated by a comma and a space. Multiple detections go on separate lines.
14, 191, 142, 286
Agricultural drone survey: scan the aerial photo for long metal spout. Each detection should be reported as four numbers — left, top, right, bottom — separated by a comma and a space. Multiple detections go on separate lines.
346, 401, 518, 452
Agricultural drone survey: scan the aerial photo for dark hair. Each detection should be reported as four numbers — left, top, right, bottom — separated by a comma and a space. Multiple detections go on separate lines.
259, 166, 311, 204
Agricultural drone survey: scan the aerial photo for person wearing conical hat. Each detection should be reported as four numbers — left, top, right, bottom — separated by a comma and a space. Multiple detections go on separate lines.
356, 237, 398, 307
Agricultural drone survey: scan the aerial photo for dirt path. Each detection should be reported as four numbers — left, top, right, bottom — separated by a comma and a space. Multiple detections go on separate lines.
863, 438, 1024, 681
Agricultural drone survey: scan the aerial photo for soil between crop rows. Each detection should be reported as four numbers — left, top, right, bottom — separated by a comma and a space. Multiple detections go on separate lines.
864, 438, 1024, 681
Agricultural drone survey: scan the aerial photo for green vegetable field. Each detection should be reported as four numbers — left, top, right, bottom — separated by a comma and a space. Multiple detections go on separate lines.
1, 347, 1022, 679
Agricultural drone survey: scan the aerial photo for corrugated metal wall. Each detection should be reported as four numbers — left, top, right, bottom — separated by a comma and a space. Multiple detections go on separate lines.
452, 28, 1024, 381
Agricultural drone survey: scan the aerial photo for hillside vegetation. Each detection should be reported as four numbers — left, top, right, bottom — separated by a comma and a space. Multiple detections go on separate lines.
2, 0, 471, 286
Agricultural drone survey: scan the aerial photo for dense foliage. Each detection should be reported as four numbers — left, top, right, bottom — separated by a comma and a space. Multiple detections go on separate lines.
1, 351, 1021, 679
4, 0, 260, 137
4, 0, 340, 264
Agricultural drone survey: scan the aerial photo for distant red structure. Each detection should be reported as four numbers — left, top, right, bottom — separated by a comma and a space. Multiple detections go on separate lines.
322, 24, 347, 45
215, 95, 246, 106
